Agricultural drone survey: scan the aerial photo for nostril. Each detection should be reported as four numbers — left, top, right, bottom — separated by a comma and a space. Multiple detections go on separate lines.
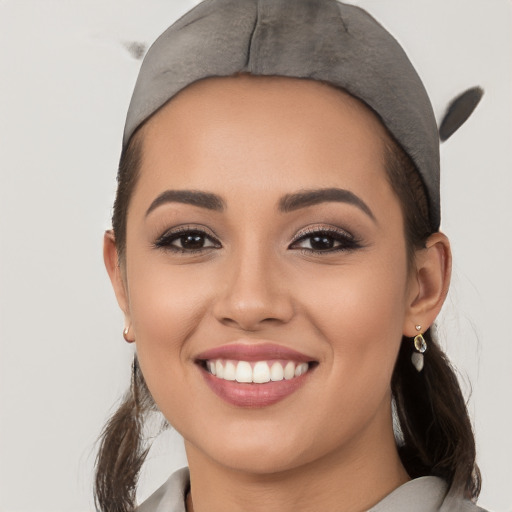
220, 317, 288, 332
211, 273, 295, 330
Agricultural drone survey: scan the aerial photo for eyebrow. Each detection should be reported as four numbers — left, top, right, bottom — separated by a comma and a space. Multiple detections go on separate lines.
145, 187, 375, 221
145, 189, 225, 216
278, 187, 376, 222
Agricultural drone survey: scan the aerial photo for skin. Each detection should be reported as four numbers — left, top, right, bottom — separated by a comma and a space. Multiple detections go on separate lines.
104, 76, 451, 512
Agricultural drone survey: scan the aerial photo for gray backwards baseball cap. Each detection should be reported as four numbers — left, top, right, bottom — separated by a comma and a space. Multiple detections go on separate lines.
124, 0, 442, 229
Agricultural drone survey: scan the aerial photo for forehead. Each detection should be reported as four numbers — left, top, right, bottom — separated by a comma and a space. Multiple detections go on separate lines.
144, 74, 387, 142
136, 75, 390, 192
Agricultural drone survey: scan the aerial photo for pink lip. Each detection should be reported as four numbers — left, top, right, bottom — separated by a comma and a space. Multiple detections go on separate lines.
195, 342, 314, 363
195, 342, 317, 408
200, 369, 312, 408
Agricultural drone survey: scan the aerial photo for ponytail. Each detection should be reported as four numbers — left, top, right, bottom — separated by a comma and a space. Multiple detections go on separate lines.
94, 357, 157, 512
383, 135, 480, 499
392, 329, 481, 499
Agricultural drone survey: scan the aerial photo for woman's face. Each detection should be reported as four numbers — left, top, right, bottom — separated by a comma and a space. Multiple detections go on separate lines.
117, 76, 419, 474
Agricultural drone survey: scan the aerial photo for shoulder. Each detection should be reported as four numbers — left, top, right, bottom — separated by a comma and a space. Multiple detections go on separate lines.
440, 493, 490, 512
135, 470, 491, 512
136, 467, 189, 512
370, 476, 491, 512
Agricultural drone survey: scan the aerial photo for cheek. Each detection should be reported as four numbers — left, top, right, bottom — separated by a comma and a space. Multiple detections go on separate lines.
125, 258, 214, 402
293, 255, 408, 439
307, 247, 408, 313
300, 250, 409, 381
127, 249, 216, 339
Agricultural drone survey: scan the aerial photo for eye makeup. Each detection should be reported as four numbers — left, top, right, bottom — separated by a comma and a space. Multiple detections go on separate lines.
153, 224, 222, 254
289, 224, 362, 255
152, 221, 363, 258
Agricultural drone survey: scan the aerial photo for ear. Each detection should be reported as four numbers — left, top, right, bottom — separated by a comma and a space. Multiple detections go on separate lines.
403, 232, 452, 337
103, 230, 132, 328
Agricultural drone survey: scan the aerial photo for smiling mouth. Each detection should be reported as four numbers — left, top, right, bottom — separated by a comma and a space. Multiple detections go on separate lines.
194, 342, 318, 407
199, 359, 312, 383
196, 357, 318, 408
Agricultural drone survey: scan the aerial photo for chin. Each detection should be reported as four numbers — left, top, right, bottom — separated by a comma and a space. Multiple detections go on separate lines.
205, 443, 310, 475
184, 416, 339, 477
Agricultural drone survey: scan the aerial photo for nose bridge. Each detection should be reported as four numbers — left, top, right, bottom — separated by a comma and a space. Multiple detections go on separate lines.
213, 235, 294, 330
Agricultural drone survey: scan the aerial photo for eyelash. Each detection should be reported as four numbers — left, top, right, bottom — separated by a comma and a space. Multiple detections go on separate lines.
154, 225, 361, 255
289, 226, 361, 254
154, 226, 221, 254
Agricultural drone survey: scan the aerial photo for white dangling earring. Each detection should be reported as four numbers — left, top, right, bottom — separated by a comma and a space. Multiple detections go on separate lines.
411, 325, 427, 372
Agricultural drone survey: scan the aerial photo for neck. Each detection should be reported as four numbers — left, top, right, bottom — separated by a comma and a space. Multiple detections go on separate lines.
184, 407, 409, 512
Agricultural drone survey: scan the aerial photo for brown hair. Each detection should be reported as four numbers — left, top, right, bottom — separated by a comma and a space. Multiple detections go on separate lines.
94, 108, 480, 512
384, 140, 480, 498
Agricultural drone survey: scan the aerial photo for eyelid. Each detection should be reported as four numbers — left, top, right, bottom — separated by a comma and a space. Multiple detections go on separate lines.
290, 224, 355, 245
154, 224, 222, 249
157, 223, 219, 238
288, 224, 362, 254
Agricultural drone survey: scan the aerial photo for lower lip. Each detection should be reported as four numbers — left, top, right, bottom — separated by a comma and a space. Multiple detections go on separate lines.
199, 365, 313, 408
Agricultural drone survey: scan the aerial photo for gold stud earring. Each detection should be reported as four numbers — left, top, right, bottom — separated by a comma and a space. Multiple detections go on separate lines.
411, 325, 427, 372
123, 326, 134, 343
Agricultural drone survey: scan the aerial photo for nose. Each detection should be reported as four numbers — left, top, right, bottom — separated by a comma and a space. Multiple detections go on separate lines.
212, 248, 295, 331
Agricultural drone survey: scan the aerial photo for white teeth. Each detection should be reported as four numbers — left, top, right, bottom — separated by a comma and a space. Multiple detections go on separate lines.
253, 362, 271, 383
235, 361, 253, 383
284, 361, 295, 380
270, 361, 284, 381
206, 359, 311, 383
224, 361, 236, 381
295, 363, 308, 377
215, 360, 224, 379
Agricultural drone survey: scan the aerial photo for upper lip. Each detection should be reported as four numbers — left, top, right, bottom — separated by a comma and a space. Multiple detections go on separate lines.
195, 341, 316, 363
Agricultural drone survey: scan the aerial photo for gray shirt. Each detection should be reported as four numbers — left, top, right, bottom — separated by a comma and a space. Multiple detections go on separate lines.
137, 467, 489, 512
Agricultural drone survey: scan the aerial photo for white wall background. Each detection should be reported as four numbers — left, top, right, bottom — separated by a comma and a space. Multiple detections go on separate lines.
0, 1, 510, 510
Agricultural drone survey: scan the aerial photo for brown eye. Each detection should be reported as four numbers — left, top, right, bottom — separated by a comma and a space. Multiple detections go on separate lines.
309, 235, 336, 251
290, 228, 360, 253
155, 229, 220, 252
293, 233, 340, 251
179, 233, 208, 249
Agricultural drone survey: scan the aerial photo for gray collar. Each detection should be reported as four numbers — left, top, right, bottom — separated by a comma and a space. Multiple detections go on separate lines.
137, 467, 190, 512
368, 476, 447, 511
136, 467, 484, 512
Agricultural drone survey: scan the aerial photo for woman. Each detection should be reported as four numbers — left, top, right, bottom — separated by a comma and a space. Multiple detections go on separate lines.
96, 0, 487, 510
